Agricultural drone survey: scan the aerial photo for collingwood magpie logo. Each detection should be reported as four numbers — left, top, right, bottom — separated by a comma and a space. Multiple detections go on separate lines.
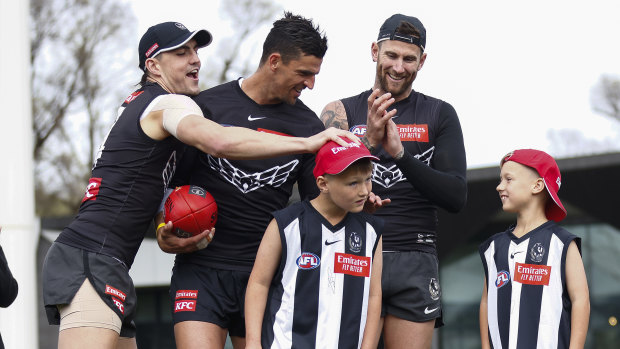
348, 232, 362, 253
207, 155, 298, 193
372, 147, 435, 188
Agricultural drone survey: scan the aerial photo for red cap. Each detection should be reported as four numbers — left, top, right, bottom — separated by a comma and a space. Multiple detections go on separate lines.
313, 137, 379, 178
501, 149, 566, 222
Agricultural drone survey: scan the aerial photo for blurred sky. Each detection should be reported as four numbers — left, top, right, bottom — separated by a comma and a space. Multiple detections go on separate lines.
131, 0, 620, 168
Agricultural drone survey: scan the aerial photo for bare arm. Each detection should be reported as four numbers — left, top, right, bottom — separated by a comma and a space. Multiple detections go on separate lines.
566, 241, 590, 349
480, 279, 491, 349
141, 94, 358, 158
361, 238, 383, 349
245, 219, 282, 349
177, 114, 357, 159
320, 100, 350, 130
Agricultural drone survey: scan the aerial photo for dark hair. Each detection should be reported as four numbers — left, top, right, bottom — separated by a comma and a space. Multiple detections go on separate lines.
137, 56, 160, 87
396, 21, 421, 37
324, 158, 374, 178
259, 11, 328, 66
378, 21, 422, 49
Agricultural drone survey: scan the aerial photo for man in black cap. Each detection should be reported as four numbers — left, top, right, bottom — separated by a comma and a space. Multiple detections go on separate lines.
320, 14, 467, 349
41, 21, 356, 349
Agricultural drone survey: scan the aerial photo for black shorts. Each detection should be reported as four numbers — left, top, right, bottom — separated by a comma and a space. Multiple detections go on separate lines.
381, 250, 444, 327
169, 263, 250, 337
42, 242, 137, 337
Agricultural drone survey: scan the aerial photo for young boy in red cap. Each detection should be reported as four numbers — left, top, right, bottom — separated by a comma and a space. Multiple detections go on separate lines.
245, 139, 384, 349
479, 149, 590, 349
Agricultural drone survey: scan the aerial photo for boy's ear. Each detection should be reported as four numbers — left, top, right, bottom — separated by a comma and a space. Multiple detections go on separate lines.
532, 178, 546, 194
316, 175, 329, 193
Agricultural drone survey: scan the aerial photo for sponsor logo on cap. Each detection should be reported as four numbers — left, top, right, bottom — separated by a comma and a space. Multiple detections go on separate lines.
514, 262, 551, 286
145, 43, 159, 58
495, 270, 510, 288
297, 252, 320, 270
174, 300, 196, 312
174, 22, 187, 30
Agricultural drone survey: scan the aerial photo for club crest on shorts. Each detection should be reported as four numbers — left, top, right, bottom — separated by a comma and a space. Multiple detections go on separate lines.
348, 232, 362, 253
429, 278, 441, 301
496, 270, 510, 288
529, 242, 546, 263
297, 252, 320, 270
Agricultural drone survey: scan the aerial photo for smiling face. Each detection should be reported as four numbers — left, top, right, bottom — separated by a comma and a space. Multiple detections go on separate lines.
146, 39, 202, 96
372, 39, 426, 101
496, 161, 544, 214
271, 53, 323, 105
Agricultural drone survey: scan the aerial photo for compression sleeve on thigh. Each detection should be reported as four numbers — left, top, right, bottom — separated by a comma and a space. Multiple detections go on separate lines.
148, 94, 204, 138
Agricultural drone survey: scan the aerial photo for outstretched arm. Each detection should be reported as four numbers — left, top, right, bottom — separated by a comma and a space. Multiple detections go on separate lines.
141, 94, 359, 159
245, 219, 282, 349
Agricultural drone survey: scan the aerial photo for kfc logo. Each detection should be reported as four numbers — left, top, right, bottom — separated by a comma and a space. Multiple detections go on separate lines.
175, 300, 197, 312
112, 297, 125, 314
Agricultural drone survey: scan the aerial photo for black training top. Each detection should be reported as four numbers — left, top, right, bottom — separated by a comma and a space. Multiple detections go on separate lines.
342, 89, 466, 253
173, 79, 324, 272
57, 83, 186, 267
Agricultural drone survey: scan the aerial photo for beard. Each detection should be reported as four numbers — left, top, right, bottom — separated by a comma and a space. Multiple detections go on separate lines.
376, 64, 415, 98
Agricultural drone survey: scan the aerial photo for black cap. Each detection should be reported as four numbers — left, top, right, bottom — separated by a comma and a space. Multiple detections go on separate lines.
138, 22, 212, 71
377, 14, 426, 51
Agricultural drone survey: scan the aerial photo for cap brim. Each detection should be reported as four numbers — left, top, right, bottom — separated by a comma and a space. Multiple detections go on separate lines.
543, 178, 567, 222
154, 29, 213, 57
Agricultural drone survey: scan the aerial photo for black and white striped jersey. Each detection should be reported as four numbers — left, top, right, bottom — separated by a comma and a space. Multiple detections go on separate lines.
479, 221, 581, 349
263, 200, 383, 349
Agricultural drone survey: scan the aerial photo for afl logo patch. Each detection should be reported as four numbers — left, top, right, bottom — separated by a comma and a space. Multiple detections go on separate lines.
530, 243, 546, 263
297, 252, 320, 270
496, 270, 510, 288
349, 125, 367, 137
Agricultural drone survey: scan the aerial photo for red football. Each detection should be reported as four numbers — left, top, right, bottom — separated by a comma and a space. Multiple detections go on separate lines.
164, 185, 217, 238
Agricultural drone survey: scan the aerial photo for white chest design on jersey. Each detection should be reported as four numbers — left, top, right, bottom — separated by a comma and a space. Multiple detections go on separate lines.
207, 155, 299, 193
371, 146, 435, 188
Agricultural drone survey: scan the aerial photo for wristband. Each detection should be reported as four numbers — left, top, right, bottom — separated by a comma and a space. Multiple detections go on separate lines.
157, 222, 166, 231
